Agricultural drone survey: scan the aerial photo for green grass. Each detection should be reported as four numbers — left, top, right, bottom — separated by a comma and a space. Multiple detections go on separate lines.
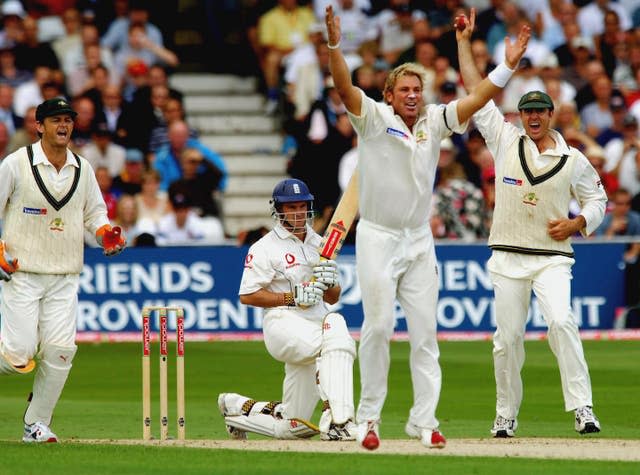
0, 340, 639, 474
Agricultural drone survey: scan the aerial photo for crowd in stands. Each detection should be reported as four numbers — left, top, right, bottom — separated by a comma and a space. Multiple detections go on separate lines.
246, 0, 640, 245
1, 0, 640, 251
0, 0, 228, 248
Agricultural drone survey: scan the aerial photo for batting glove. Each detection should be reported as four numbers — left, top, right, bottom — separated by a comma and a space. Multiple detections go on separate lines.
293, 281, 328, 307
312, 259, 339, 288
96, 225, 127, 257
0, 239, 19, 282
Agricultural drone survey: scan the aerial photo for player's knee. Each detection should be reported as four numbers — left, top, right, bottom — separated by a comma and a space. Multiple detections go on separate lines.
40, 344, 77, 370
547, 317, 578, 336
2, 342, 37, 367
322, 313, 355, 357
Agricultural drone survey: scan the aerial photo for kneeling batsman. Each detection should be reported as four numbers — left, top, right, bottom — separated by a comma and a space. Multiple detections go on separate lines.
219, 260, 357, 440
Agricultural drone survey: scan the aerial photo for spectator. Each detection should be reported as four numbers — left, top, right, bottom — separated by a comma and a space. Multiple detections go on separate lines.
0, 82, 18, 135
573, 59, 608, 112
577, 0, 632, 39
432, 138, 488, 240
134, 168, 169, 226
284, 22, 330, 102
596, 95, 627, 146
65, 44, 112, 98
288, 79, 353, 215
604, 113, 640, 196
148, 96, 197, 155
95, 82, 125, 133
595, 9, 628, 79
594, 188, 640, 236
95, 165, 118, 219
288, 42, 331, 121
256, 0, 315, 115
70, 95, 96, 150
329, 0, 376, 66
101, 0, 164, 53
62, 22, 115, 82
0, 0, 25, 50
0, 46, 31, 88
81, 122, 126, 177
12, 64, 51, 118
7, 104, 36, 152
156, 186, 225, 246
168, 147, 224, 218
51, 7, 81, 66
112, 147, 145, 196
540, 0, 578, 52
112, 193, 156, 243
580, 74, 617, 137
393, 18, 432, 67
119, 83, 168, 155
113, 22, 178, 85
352, 64, 383, 101
11, 15, 60, 72
153, 120, 227, 192
372, 0, 427, 66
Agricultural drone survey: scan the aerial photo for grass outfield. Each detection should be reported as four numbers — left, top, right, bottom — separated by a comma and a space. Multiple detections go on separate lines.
0, 340, 638, 474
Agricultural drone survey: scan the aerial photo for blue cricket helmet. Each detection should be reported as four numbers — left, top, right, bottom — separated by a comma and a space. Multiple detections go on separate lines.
271, 178, 314, 205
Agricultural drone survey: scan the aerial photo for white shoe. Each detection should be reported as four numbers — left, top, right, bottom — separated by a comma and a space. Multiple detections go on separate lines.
575, 406, 601, 434
405, 422, 447, 448
491, 415, 518, 438
218, 393, 247, 440
356, 420, 380, 450
320, 419, 357, 441
22, 421, 57, 443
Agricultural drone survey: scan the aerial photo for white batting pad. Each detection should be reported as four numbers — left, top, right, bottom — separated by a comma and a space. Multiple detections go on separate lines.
24, 344, 76, 425
224, 414, 319, 439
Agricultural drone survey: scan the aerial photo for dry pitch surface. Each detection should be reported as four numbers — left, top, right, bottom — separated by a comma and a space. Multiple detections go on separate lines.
73, 438, 640, 462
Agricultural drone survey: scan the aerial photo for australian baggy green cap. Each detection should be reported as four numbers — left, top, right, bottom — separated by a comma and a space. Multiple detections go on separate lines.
517, 91, 554, 111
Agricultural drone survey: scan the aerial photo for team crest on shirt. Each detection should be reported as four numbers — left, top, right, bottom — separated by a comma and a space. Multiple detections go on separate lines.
244, 254, 254, 269
415, 130, 427, 143
49, 217, 64, 232
522, 192, 539, 206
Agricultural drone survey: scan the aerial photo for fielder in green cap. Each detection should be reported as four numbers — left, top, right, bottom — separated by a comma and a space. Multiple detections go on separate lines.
458, 39, 608, 437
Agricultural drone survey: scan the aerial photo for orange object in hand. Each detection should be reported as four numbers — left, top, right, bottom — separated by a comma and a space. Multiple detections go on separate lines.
102, 226, 123, 249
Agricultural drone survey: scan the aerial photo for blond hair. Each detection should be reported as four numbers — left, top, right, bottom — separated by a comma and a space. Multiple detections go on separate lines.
383, 62, 428, 102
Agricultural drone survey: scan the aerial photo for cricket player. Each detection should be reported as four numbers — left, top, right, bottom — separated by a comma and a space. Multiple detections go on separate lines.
325, 6, 530, 449
0, 98, 126, 443
218, 178, 356, 441
457, 26, 607, 436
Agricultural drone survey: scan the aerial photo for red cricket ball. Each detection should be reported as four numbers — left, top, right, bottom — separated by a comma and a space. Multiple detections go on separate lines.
455, 16, 466, 31
362, 431, 380, 450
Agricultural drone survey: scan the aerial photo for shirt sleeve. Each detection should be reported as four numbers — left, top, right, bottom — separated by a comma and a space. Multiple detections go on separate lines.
346, 89, 377, 139
83, 163, 110, 234
0, 155, 17, 220
472, 100, 520, 166
441, 100, 469, 136
571, 151, 608, 236
239, 242, 276, 295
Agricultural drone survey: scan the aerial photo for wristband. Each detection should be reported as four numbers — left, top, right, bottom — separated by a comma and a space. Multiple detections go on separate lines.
488, 62, 515, 88
327, 41, 341, 50
283, 292, 295, 307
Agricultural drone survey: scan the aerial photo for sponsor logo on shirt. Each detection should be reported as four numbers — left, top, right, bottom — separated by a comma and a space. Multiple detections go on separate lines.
503, 177, 523, 186
244, 254, 253, 269
285, 253, 300, 269
23, 207, 47, 215
385, 127, 409, 140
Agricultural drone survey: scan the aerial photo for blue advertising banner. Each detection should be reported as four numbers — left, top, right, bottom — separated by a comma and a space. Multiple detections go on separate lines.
75, 242, 627, 339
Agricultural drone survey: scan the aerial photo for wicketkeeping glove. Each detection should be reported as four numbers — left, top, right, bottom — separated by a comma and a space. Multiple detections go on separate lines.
0, 239, 19, 282
312, 259, 339, 288
96, 225, 127, 257
293, 281, 328, 306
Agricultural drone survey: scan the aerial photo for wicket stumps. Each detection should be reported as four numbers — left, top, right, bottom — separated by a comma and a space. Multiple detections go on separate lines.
142, 306, 185, 441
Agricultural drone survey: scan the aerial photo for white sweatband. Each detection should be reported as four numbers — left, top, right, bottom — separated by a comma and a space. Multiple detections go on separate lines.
327, 42, 341, 50
488, 62, 515, 88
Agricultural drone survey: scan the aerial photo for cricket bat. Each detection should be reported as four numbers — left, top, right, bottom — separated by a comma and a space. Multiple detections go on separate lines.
318, 170, 359, 260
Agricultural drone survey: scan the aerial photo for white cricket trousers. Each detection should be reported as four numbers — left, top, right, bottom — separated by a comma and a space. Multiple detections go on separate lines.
1, 272, 78, 365
262, 309, 322, 421
488, 251, 593, 418
355, 219, 441, 430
